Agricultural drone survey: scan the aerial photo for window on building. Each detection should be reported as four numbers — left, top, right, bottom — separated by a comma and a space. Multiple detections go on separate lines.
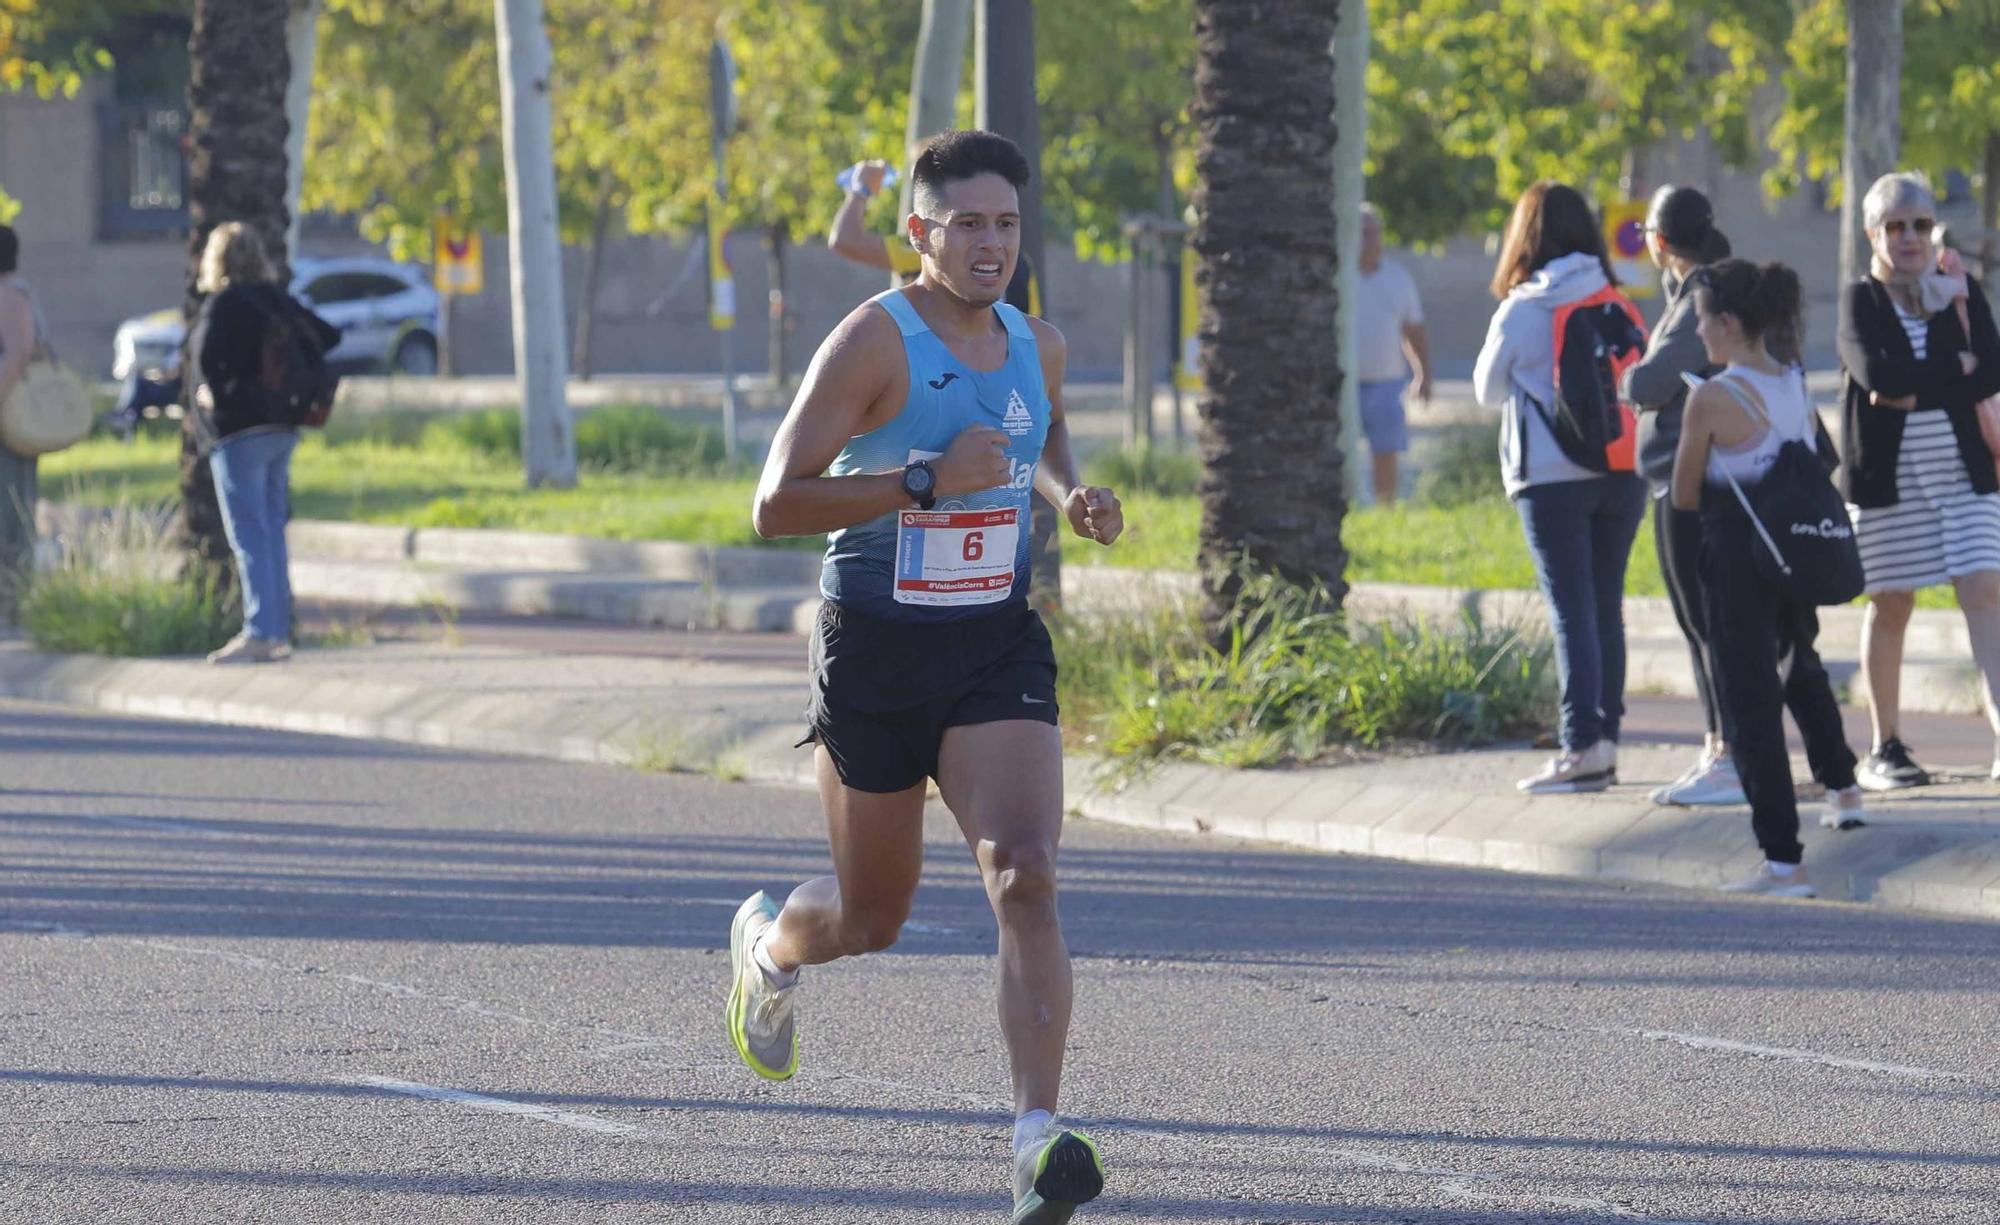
97, 23, 191, 240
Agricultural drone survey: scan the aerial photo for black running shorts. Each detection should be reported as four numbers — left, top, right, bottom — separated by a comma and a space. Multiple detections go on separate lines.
800, 601, 1059, 794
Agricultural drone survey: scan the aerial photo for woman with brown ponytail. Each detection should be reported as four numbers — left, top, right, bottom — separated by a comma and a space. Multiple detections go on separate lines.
1673, 259, 1867, 898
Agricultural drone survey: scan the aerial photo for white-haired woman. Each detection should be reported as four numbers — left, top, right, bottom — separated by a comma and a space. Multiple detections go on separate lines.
1838, 172, 2000, 785
190, 222, 337, 664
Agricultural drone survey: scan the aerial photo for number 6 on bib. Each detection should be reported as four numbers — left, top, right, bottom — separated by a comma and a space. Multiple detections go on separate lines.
895, 508, 1019, 606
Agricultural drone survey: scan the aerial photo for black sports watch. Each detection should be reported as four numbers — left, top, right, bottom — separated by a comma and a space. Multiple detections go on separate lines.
901, 460, 938, 510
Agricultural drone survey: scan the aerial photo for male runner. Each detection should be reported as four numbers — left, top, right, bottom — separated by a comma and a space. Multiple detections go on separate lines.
731, 129, 1122, 1224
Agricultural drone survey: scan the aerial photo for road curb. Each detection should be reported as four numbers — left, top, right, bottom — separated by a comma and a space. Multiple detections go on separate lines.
3, 642, 1994, 924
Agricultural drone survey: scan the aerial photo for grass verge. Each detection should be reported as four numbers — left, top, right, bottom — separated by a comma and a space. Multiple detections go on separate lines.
1051, 574, 1556, 770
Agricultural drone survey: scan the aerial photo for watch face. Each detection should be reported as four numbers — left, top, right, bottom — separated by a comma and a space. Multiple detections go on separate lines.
907, 464, 934, 495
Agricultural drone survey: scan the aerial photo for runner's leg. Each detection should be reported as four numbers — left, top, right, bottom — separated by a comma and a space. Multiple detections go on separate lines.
936, 719, 1070, 1116
759, 748, 928, 970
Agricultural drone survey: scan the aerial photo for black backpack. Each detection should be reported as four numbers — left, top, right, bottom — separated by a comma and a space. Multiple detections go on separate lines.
1527, 285, 1649, 473
1710, 375, 1865, 607
254, 293, 338, 428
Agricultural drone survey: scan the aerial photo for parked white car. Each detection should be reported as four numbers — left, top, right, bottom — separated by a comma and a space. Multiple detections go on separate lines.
112, 256, 445, 391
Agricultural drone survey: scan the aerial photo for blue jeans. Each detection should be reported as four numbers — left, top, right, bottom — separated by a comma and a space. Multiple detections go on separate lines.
209, 429, 298, 642
1515, 474, 1647, 751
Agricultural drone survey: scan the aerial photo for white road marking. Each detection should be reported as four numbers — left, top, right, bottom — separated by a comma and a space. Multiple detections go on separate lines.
1625, 1028, 1957, 1081
353, 1075, 639, 1135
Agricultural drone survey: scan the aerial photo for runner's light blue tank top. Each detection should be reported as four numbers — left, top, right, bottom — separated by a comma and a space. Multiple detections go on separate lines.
820, 289, 1051, 622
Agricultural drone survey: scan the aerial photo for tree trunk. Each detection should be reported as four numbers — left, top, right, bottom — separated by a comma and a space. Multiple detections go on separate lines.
902, 0, 972, 217
1331, 0, 1368, 505
764, 224, 789, 387
572, 176, 614, 381
181, 0, 294, 591
977, 0, 1060, 612
1191, 0, 1346, 630
494, 0, 577, 488
1839, 0, 1901, 339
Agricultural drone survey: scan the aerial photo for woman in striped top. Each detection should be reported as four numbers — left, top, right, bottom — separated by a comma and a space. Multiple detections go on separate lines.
1837, 172, 2000, 787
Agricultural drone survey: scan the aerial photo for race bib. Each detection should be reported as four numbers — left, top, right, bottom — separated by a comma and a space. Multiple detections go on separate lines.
894, 507, 1019, 607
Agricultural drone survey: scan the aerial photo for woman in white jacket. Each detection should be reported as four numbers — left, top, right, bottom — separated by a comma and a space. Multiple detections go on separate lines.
1474, 182, 1649, 794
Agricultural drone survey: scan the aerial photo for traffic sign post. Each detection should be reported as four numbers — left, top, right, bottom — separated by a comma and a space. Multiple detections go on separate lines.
1603, 198, 1656, 299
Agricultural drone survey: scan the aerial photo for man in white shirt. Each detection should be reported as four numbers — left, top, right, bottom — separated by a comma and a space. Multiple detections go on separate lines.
1355, 203, 1431, 504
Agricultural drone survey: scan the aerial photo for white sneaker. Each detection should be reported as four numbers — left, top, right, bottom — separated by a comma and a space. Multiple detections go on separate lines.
1818, 785, 1867, 830
1518, 739, 1617, 794
1720, 861, 1816, 898
1649, 750, 1711, 805
207, 634, 283, 665
1656, 753, 1746, 806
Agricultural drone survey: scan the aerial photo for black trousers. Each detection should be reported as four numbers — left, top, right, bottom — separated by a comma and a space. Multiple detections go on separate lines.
1655, 492, 1729, 742
1701, 515, 1860, 865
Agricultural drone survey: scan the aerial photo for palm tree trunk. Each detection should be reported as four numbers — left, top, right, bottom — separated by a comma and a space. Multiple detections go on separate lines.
180, 0, 294, 591
1190, 0, 1347, 630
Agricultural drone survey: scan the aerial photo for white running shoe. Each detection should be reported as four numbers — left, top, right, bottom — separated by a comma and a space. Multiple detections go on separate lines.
1518, 739, 1617, 794
1648, 750, 1711, 805
1818, 786, 1867, 830
1657, 754, 1746, 807
1720, 861, 1816, 898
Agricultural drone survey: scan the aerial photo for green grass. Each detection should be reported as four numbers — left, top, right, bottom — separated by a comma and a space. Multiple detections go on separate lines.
43, 430, 799, 551
41, 426, 1957, 606
1050, 573, 1556, 769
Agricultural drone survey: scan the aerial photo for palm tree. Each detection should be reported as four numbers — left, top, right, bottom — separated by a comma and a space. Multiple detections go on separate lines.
179, 0, 294, 585
1189, 0, 1346, 631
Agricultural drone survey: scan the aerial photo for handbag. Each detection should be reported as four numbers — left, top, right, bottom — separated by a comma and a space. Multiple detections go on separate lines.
1949, 296, 2000, 486
1711, 374, 1866, 607
0, 343, 92, 458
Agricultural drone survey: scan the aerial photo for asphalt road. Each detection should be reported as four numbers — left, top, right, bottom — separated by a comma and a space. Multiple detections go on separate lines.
3, 700, 1997, 1224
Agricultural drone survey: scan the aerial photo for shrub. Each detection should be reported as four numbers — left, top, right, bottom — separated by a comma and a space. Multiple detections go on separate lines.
16, 501, 236, 657
1083, 445, 1202, 497
1050, 573, 1554, 769
1413, 423, 1502, 507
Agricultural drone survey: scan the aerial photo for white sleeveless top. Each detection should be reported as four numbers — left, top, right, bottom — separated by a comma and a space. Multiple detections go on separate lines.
1705, 363, 1813, 487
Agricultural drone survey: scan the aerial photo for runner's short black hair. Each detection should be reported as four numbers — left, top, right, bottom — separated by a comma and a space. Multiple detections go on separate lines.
911, 130, 1030, 216
0, 225, 17, 275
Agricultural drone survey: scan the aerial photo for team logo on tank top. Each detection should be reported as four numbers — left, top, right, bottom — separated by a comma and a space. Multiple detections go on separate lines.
1002, 389, 1034, 437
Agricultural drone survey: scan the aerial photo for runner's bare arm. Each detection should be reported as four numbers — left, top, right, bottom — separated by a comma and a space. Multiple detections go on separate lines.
1028, 317, 1123, 546
753, 306, 1011, 539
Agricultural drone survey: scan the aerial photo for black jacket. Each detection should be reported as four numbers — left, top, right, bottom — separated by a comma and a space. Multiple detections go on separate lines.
1621, 271, 1721, 486
1837, 276, 2000, 508
193, 283, 339, 446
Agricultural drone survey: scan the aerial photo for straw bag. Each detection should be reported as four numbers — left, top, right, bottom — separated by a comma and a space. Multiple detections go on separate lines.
1, 351, 92, 457
0, 284, 92, 457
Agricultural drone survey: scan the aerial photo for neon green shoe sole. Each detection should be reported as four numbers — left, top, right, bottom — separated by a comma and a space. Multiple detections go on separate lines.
725, 891, 797, 1081
1011, 1127, 1104, 1224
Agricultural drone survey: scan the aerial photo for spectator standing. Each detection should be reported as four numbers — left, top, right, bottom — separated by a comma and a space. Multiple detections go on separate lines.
1671, 259, 1867, 898
0, 224, 40, 581
1837, 173, 2000, 787
188, 222, 338, 665
1620, 186, 1742, 805
1474, 182, 1649, 794
1355, 203, 1432, 505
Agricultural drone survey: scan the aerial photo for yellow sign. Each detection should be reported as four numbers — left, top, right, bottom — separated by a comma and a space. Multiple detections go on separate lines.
708, 207, 734, 331
1176, 249, 1200, 391
1602, 199, 1655, 299
433, 220, 483, 296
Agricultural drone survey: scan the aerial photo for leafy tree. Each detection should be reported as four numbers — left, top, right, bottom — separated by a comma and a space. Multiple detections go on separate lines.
1763, 0, 2000, 238
1036, 0, 1195, 260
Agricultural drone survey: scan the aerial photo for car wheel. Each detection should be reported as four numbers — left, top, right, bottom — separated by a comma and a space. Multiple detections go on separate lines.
392, 332, 439, 376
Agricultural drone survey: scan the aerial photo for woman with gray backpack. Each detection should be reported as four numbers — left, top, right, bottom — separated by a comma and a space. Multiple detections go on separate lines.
1671, 259, 1868, 899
